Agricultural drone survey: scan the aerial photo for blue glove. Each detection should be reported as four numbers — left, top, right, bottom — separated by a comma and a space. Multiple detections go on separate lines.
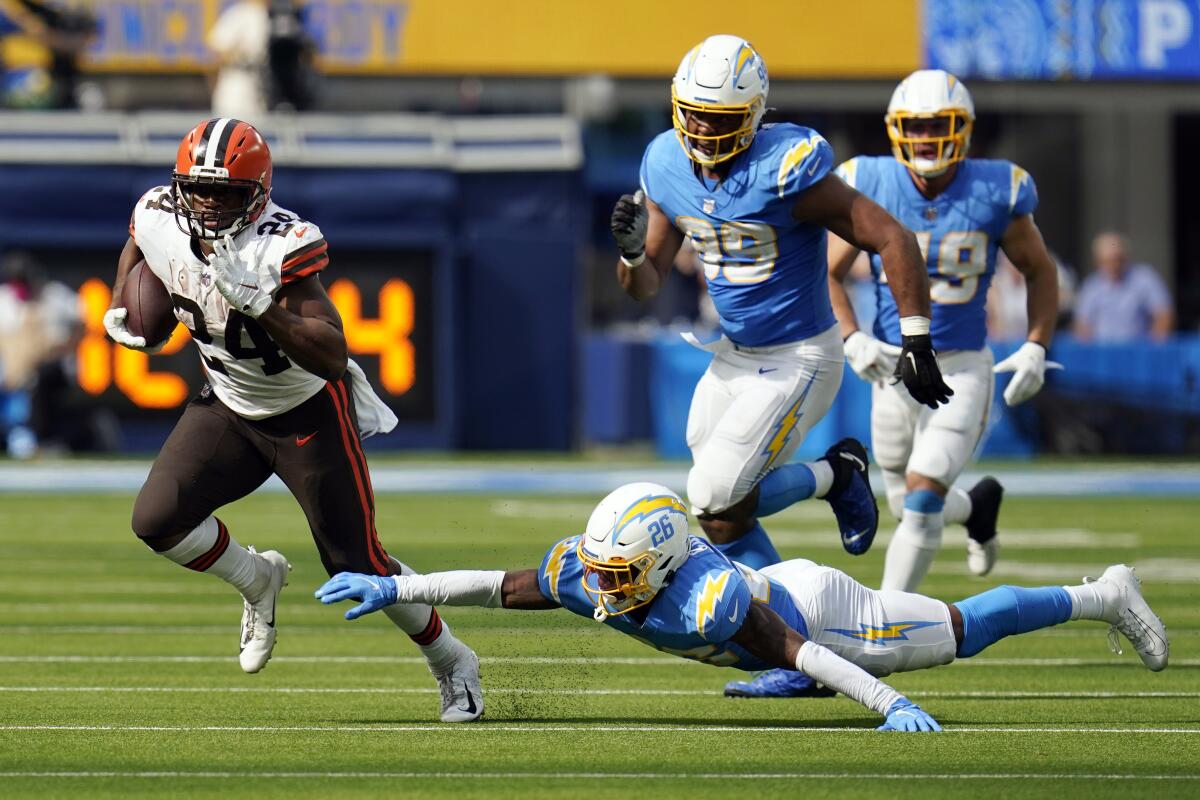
314, 572, 398, 620
877, 698, 941, 732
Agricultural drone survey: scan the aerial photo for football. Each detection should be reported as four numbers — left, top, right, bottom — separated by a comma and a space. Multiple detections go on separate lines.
121, 259, 176, 347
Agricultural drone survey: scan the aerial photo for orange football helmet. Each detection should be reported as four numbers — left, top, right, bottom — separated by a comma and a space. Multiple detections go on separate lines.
171, 118, 273, 239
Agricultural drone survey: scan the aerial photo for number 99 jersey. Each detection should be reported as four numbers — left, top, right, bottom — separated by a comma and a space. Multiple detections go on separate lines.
129, 186, 331, 418
639, 123, 837, 348
837, 156, 1038, 352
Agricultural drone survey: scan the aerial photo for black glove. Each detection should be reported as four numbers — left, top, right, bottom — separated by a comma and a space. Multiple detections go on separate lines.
610, 189, 648, 259
893, 334, 953, 409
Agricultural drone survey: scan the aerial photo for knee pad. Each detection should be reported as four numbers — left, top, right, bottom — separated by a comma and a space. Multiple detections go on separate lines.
687, 464, 739, 516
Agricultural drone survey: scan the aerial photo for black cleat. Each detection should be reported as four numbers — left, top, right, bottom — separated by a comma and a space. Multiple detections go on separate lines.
822, 438, 879, 555
965, 477, 1003, 576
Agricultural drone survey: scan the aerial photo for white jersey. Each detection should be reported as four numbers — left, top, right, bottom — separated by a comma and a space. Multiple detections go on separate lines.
130, 186, 333, 419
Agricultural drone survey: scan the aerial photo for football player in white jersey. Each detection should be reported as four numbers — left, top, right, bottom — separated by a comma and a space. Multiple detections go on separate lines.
828, 71, 1060, 594
103, 118, 483, 722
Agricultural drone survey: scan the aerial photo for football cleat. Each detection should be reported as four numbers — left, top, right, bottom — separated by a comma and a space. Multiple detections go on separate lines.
724, 669, 837, 699
1087, 564, 1169, 672
238, 547, 291, 674
435, 645, 484, 722
965, 476, 1003, 576
822, 438, 879, 555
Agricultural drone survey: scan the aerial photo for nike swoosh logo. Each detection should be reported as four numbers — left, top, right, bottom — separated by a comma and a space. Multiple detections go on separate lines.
807, 162, 819, 176
461, 682, 478, 714
294, 226, 310, 237
727, 600, 740, 623
296, 432, 318, 447
239, 283, 259, 290
839, 451, 866, 472
758, 367, 778, 374
842, 529, 870, 546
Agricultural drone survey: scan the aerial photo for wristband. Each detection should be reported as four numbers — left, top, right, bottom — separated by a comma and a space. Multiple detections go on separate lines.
621, 252, 645, 268
899, 316, 930, 336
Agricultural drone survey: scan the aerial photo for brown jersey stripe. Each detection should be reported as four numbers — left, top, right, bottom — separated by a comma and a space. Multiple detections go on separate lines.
282, 239, 328, 271
334, 379, 390, 570
281, 257, 329, 285
281, 249, 328, 278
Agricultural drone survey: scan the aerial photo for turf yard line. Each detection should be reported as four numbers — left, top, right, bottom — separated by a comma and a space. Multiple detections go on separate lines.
1, 655, 1195, 666
0, 771, 1197, 781
4, 724, 1199, 733
3, 686, 1199, 700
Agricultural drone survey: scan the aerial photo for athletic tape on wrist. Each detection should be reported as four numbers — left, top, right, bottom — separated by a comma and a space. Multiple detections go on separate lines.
899, 316, 930, 336
621, 252, 645, 268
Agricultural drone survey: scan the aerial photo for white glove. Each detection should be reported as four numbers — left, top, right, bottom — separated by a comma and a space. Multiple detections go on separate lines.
992, 341, 1063, 406
103, 307, 164, 354
843, 331, 901, 382
211, 234, 272, 318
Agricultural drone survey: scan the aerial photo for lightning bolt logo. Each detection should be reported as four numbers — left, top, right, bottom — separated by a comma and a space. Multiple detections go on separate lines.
695, 570, 732, 638
611, 495, 687, 545
759, 370, 819, 473
826, 620, 943, 646
542, 536, 578, 603
777, 135, 826, 197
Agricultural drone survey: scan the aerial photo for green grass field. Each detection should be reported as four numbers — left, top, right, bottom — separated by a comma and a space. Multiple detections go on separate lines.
1, 486, 1198, 798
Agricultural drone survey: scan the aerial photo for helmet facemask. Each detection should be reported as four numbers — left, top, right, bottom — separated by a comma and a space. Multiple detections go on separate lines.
885, 109, 972, 178
171, 166, 268, 240
578, 543, 664, 621
672, 85, 763, 167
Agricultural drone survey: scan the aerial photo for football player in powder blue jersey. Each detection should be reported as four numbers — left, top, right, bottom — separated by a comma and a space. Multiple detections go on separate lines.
825, 70, 1061, 600
316, 482, 1168, 729
607, 35, 951, 578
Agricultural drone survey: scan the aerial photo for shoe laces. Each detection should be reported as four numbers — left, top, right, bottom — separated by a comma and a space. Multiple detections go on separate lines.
1084, 572, 1150, 656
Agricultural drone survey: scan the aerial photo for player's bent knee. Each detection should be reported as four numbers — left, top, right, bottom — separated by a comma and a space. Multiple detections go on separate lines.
130, 483, 182, 544
687, 465, 742, 517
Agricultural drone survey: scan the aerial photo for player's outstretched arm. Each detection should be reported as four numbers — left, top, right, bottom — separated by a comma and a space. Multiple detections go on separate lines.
315, 568, 559, 620
731, 602, 940, 732
993, 214, 1061, 406
611, 191, 683, 301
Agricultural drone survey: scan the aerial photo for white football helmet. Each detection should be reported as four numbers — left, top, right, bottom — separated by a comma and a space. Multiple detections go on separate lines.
671, 34, 769, 167
577, 482, 691, 621
885, 69, 975, 177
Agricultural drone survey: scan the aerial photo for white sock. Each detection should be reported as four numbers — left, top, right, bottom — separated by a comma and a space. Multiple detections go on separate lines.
881, 509, 944, 592
808, 460, 834, 499
383, 558, 463, 673
1063, 581, 1116, 622
943, 487, 972, 526
159, 516, 267, 598
881, 469, 907, 521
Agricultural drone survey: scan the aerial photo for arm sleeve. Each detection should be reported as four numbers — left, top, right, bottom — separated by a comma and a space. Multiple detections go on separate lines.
638, 140, 657, 202
1009, 163, 1039, 217
392, 571, 505, 608
794, 640, 904, 716
776, 134, 834, 199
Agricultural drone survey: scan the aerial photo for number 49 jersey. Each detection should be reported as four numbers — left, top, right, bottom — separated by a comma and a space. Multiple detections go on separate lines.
837, 156, 1038, 352
639, 123, 837, 348
129, 186, 331, 418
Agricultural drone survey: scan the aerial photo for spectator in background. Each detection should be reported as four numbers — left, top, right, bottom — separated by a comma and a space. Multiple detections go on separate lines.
0, 0, 96, 109
207, 0, 269, 120
267, 0, 316, 111
1074, 232, 1173, 342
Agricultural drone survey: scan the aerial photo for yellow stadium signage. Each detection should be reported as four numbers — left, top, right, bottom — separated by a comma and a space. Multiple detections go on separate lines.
70, 0, 917, 78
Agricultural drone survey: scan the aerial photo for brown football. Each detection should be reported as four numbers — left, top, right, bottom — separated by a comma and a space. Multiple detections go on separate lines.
121, 260, 176, 346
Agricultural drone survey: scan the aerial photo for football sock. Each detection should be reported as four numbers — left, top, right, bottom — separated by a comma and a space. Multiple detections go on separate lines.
713, 521, 780, 570
880, 489, 945, 592
756, 461, 825, 516
880, 468, 907, 520
159, 516, 268, 598
942, 487, 972, 526
1062, 581, 1117, 621
384, 557, 463, 673
954, 586, 1073, 658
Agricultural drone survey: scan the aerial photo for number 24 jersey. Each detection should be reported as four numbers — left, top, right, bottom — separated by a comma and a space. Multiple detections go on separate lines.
129, 186, 331, 418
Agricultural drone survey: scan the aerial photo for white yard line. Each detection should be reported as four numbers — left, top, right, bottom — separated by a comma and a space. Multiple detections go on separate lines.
1, 724, 1198, 734
0, 686, 1197, 700
0, 770, 1197, 781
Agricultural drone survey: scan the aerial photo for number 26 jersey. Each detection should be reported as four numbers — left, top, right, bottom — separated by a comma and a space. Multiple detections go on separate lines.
129, 186, 331, 418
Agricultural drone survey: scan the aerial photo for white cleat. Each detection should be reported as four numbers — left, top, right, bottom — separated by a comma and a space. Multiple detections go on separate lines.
1087, 564, 1169, 671
239, 547, 291, 674
966, 537, 998, 577
435, 646, 484, 723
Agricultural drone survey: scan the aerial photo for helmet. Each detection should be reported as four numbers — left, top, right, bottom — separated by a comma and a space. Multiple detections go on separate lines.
577, 482, 691, 621
885, 69, 975, 177
171, 118, 273, 239
671, 34, 768, 167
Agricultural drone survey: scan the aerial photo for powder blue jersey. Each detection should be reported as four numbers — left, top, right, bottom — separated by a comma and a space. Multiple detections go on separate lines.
837, 156, 1038, 351
537, 534, 808, 671
639, 123, 837, 347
